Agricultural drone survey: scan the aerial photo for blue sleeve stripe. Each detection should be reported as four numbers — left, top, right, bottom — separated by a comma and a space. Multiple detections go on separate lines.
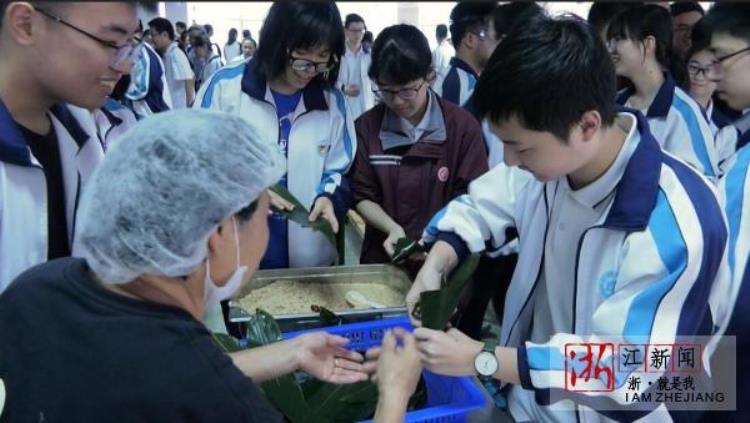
622, 190, 687, 341
724, 147, 750, 275
663, 155, 726, 336
425, 206, 448, 237
527, 346, 565, 371
673, 95, 715, 177
200, 63, 245, 108
333, 89, 354, 165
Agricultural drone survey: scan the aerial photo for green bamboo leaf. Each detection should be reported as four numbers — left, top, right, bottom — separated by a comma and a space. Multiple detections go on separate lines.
391, 237, 425, 265
245, 308, 284, 348
211, 333, 243, 353
311, 304, 343, 327
269, 184, 337, 246
418, 254, 480, 330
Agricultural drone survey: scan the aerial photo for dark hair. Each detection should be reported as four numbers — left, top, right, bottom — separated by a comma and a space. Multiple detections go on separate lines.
227, 28, 238, 45
587, 1, 643, 35
345, 13, 365, 29
670, 1, 704, 17
242, 29, 252, 39
436, 24, 448, 40
203, 24, 213, 35
254, 0, 345, 87
148, 17, 175, 41
449, 2, 496, 50
492, 2, 546, 37
363, 30, 373, 44
681, 18, 711, 91
369, 24, 432, 85
703, 3, 750, 45
607, 5, 687, 85
474, 15, 616, 140
192, 34, 209, 49
175, 21, 186, 30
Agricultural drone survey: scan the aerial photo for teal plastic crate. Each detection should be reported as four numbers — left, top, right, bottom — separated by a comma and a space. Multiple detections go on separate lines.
282, 316, 487, 423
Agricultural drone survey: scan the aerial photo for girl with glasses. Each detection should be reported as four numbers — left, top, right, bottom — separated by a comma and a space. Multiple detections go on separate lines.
348, 24, 488, 273
608, 5, 719, 180
196, 0, 353, 275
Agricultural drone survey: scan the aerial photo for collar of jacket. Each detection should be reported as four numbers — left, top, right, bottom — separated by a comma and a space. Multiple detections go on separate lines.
601, 107, 662, 231
378, 90, 448, 151
615, 72, 674, 119
449, 56, 479, 80
241, 58, 328, 112
0, 100, 88, 167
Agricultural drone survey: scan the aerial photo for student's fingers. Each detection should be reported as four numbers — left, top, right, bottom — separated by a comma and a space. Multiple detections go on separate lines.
323, 210, 339, 234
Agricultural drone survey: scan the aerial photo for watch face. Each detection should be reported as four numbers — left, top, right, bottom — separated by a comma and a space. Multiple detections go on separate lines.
474, 351, 498, 376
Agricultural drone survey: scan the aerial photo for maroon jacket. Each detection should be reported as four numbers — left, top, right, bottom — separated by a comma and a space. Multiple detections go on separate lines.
349, 93, 489, 264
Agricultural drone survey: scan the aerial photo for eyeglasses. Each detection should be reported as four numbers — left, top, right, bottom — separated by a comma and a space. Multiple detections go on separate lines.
373, 80, 426, 101
713, 46, 750, 66
35, 7, 142, 68
687, 62, 714, 79
468, 29, 490, 40
289, 56, 334, 74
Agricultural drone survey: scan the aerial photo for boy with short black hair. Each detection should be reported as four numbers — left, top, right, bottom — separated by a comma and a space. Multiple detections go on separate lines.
707, 3, 750, 420
433, 2, 498, 107
408, 14, 727, 422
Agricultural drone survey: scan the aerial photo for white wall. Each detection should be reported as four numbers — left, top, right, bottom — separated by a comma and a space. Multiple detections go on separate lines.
170, 2, 716, 51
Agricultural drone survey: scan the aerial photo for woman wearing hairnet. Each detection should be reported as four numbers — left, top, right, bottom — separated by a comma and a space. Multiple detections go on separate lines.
0, 109, 420, 422
196, 0, 356, 271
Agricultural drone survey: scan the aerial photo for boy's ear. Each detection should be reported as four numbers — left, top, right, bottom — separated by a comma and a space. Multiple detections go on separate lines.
579, 110, 602, 141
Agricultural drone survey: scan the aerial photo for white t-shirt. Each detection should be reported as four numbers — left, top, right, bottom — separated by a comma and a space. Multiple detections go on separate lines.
509, 114, 640, 423
224, 42, 241, 61
432, 40, 455, 79
163, 42, 195, 109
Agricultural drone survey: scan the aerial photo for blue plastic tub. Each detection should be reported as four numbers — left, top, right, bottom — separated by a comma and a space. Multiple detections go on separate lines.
282, 316, 487, 423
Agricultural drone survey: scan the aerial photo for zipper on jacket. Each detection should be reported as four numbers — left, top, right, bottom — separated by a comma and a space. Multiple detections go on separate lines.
504, 184, 554, 346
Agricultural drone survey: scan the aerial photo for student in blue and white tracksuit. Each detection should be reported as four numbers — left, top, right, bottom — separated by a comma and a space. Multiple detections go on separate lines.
407, 16, 727, 423
196, 0, 354, 269
609, 5, 719, 180
704, 4, 750, 421
0, 2, 138, 293
124, 41, 172, 118
432, 2, 498, 108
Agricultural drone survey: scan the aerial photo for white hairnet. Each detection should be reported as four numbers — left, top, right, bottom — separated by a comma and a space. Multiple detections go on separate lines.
76, 108, 285, 284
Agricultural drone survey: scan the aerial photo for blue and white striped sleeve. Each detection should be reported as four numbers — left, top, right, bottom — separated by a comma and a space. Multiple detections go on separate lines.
421, 163, 532, 258
666, 91, 720, 179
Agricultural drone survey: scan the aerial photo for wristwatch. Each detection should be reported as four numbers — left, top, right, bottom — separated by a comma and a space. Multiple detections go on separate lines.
474, 340, 499, 378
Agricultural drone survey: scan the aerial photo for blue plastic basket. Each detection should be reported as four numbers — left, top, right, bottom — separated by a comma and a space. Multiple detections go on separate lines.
282, 316, 487, 423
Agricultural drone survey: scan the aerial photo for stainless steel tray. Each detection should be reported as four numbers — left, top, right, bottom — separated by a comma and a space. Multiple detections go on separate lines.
229, 264, 412, 332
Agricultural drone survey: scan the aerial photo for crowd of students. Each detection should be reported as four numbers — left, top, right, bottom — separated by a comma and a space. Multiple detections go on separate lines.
0, 1, 749, 422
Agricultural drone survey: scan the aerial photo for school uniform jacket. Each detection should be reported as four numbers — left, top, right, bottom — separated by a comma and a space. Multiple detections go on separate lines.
423, 111, 727, 421
0, 101, 104, 292
349, 92, 488, 264
125, 42, 172, 118
433, 57, 478, 108
616, 74, 719, 180
195, 59, 356, 267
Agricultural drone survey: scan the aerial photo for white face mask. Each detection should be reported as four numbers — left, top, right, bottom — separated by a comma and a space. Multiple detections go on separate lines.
204, 217, 248, 309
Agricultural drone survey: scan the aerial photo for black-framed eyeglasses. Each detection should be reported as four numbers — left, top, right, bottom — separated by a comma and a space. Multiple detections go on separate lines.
289, 56, 334, 73
713, 46, 750, 66
372, 80, 426, 101
687, 62, 714, 79
35, 7, 142, 68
